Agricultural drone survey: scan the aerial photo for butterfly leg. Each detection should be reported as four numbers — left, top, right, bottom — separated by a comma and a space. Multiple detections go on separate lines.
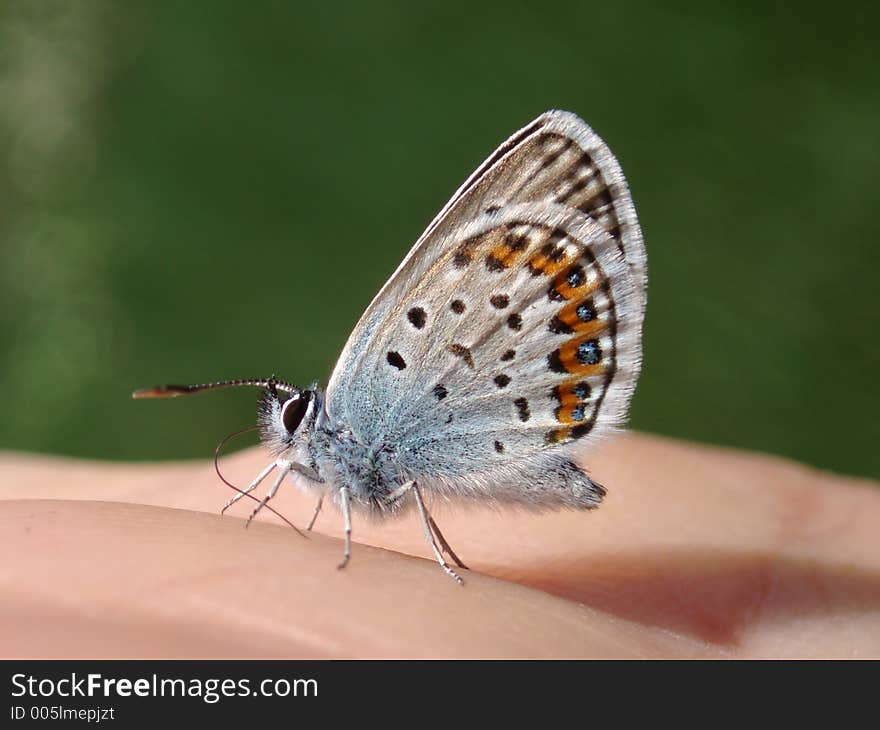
412, 484, 464, 585
383, 481, 468, 570
246, 460, 292, 528
337, 486, 352, 569
427, 515, 469, 570
221, 460, 277, 515
306, 494, 324, 531
382, 481, 414, 504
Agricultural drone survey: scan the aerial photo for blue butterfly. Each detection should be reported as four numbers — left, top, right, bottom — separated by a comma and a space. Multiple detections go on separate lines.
135, 110, 646, 583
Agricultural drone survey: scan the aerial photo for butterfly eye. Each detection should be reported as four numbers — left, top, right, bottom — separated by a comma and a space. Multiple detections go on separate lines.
280, 393, 308, 434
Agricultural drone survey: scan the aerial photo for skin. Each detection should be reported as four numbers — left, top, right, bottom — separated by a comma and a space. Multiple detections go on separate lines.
1, 432, 878, 658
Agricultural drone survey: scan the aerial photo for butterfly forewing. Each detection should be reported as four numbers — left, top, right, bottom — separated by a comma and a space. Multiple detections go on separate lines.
326, 111, 645, 481
411, 111, 646, 294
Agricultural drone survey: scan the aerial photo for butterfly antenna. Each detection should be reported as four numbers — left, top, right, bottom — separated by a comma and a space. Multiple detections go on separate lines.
213, 424, 304, 535
132, 377, 298, 399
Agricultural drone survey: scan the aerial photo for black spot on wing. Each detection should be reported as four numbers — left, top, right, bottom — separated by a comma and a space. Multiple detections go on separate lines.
407, 307, 426, 329
485, 255, 506, 272
571, 422, 594, 439
507, 232, 529, 250
549, 316, 573, 334
548, 349, 566, 373
387, 352, 407, 370
514, 397, 530, 422
453, 248, 472, 268
546, 240, 567, 261
449, 343, 475, 369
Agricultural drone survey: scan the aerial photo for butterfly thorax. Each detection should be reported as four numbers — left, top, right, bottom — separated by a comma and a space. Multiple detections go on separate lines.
260, 386, 401, 514
314, 431, 401, 513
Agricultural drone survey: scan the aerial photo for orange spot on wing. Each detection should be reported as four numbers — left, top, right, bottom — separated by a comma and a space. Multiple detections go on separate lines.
541, 255, 572, 277
479, 226, 537, 270
489, 240, 526, 268
553, 379, 595, 424
551, 267, 600, 301
528, 247, 572, 277
556, 301, 609, 336
555, 385, 580, 410
525, 230, 572, 276
556, 406, 580, 425
558, 336, 607, 376
546, 420, 594, 444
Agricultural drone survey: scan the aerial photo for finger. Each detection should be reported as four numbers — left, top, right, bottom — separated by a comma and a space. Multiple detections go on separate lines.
5, 434, 877, 580
0, 499, 707, 658
4, 435, 879, 656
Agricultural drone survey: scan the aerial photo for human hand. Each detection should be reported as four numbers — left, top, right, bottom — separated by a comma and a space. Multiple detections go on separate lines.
2, 433, 877, 658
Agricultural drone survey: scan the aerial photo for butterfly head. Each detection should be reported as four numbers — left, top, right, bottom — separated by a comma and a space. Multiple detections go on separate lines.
257, 382, 318, 454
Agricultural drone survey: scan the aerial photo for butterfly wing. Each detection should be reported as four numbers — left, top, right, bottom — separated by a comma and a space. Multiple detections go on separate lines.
324, 111, 645, 501
416, 109, 646, 304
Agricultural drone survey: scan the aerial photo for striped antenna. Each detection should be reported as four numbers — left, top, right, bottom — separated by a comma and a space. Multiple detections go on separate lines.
132, 378, 298, 399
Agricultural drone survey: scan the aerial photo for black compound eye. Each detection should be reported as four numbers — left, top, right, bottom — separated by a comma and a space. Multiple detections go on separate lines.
280, 393, 308, 434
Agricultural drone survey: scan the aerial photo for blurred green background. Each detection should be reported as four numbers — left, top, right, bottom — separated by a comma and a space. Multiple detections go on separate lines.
1, 2, 877, 478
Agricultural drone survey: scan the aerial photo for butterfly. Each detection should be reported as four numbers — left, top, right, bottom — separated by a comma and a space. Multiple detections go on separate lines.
134, 110, 647, 583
